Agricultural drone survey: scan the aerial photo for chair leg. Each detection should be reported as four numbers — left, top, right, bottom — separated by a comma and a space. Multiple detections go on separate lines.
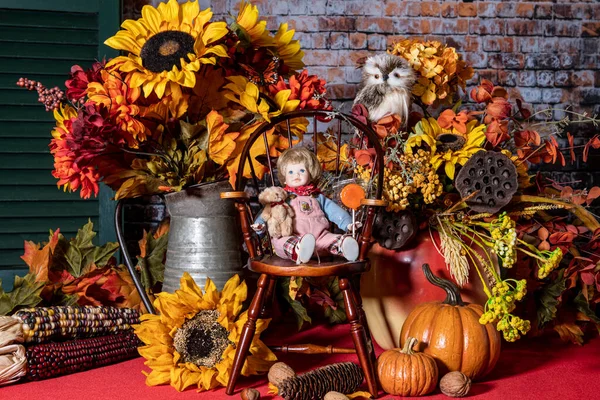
350, 280, 377, 365
339, 277, 378, 398
226, 274, 272, 395
259, 276, 277, 319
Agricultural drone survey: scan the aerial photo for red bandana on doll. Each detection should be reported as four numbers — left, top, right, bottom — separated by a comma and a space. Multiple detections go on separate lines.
284, 183, 321, 196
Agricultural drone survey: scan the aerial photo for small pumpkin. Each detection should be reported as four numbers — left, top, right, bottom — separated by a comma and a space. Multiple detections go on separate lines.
377, 337, 438, 396
400, 264, 501, 381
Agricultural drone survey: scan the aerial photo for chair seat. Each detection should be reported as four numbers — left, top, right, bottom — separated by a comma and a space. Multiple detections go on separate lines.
250, 255, 369, 277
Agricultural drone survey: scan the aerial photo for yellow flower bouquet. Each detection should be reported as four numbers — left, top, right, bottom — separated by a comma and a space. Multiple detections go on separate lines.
18, 0, 330, 199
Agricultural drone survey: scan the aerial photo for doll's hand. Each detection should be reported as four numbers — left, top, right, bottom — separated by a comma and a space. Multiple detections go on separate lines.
251, 223, 266, 233
347, 222, 363, 232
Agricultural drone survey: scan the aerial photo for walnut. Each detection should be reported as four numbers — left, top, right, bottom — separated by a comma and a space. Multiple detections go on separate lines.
240, 388, 260, 400
267, 362, 296, 387
323, 391, 349, 400
439, 371, 472, 397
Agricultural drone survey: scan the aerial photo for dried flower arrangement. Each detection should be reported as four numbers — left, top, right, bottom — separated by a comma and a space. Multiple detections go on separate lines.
343, 38, 600, 344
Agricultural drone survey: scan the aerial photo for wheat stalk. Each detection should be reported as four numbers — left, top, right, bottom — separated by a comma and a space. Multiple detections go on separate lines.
437, 219, 470, 287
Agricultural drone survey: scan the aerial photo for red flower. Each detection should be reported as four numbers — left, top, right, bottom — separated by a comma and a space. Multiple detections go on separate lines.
514, 130, 541, 148
470, 79, 494, 103
65, 60, 106, 102
269, 70, 331, 111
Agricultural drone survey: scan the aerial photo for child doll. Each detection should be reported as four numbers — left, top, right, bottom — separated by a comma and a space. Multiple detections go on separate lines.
252, 147, 360, 264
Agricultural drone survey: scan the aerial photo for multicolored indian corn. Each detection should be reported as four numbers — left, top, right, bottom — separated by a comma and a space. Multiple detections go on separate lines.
13, 306, 140, 344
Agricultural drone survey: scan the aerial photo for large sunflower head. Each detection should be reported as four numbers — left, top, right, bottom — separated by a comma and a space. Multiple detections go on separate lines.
134, 272, 276, 392
405, 117, 486, 179
104, 0, 229, 99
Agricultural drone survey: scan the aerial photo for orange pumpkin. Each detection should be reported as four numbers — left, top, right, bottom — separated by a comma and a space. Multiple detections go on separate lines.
377, 337, 438, 396
400, 264, 501, 381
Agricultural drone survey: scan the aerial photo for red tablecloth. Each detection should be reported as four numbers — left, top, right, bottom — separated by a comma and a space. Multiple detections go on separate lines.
2, 321, 599, 400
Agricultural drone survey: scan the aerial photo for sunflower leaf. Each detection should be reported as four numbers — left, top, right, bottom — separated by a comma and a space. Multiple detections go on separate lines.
323, 277, 347, 325
535, 271, 566, 328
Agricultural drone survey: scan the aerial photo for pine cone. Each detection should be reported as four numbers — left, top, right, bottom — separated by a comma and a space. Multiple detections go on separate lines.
277, 362, 364, 400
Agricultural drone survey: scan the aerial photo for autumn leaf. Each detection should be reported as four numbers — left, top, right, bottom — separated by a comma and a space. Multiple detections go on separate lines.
0, 273, 45, 316
322, 277, 346, 324
20, 229, 60, 282
553, 321, 584, 345
136, 229, 168, 291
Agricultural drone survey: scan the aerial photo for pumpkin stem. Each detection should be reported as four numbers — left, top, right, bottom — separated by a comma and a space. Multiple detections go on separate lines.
422, 263, 465, 306
401, 337, 419, 355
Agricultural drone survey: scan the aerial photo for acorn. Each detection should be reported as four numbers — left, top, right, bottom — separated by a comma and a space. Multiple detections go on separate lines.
268, 362, 296, 387
439, 371, 472, 397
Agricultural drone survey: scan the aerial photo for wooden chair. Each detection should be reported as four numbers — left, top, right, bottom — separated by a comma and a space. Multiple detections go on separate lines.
221, 109, 386, 397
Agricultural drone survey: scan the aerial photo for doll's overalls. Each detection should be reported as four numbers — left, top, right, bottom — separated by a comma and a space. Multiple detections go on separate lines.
271, 194, 342, 260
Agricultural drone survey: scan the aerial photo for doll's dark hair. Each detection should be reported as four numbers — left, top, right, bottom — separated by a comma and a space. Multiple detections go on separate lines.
276, 147, 322, 184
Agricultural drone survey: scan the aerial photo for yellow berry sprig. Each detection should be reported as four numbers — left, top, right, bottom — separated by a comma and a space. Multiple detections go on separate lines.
479, 279, 530, 342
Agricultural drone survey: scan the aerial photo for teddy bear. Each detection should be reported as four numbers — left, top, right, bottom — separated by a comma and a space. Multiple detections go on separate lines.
257, 186, 295, 239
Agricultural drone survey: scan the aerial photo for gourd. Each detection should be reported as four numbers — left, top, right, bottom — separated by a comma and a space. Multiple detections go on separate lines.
399, 264, 501, 380
377, 337, 438, 396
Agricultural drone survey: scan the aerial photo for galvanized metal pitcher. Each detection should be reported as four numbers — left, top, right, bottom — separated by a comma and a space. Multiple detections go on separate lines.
162, 181, 242, 292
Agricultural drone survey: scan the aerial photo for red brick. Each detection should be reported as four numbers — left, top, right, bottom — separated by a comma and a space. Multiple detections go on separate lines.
554, 4, 573, 19
338, 50, 373, 67
284, 16, 319, 32
326, 84, 357, 100
367, 34, 387, 50
498, 70, 517, 87
516, 4, 534, 18
355, 17, 394, 33
573, 4, 593, 19
477, 2, 497, 18
318, 17, 355, 31
304, 50, 339, 66
347, 0, 382, 16
483, 37, 502, 52
384, 0, 407, 16
463, 36, 481, 52
582, 22, 600, 37
406, 1, 421, 17
534, 4, 553, 19
478, 69, 499, 83
441, 2, 457, 18
386, 35, 406, 47
421, 1, 440, 17
457, 2, 477, 17
324, 67, 345, 84
506, 20, 543, 36
470, 19, 505, 35
496, 3, 516, 18
349, 32, 367, 49
312, 33, 328, 49
545, 21, 581, 37
328, 33, 349, 49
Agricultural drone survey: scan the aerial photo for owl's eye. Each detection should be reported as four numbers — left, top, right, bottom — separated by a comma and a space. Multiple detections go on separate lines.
374, 74, 380, 79
394, 72, 400, 78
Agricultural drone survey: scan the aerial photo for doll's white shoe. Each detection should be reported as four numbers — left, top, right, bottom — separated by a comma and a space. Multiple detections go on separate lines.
341, 236, 359, 262
294, 234, 315, 264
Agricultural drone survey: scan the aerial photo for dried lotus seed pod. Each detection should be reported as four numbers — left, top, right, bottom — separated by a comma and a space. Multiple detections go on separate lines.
373, 209, 416, 250
455, 151, 518, 213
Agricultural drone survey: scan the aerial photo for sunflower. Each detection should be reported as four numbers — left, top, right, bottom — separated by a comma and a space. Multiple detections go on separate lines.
134, 273, 276, 392
274, 23, 305, 73
405, 117, 486, 179
232, 0, 273, 46
104, 0, 228, 99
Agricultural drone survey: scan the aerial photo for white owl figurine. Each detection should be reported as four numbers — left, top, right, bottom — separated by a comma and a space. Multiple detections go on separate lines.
354, 53, 415, 124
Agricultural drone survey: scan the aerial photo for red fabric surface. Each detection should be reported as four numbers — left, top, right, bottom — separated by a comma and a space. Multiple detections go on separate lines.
2, 322, 599, 400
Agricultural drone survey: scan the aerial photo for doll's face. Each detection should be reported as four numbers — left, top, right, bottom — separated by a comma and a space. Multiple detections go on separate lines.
284, 162, 310, 187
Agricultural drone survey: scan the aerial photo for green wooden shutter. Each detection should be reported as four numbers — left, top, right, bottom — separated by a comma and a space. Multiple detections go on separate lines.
0, 0, 121, 289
